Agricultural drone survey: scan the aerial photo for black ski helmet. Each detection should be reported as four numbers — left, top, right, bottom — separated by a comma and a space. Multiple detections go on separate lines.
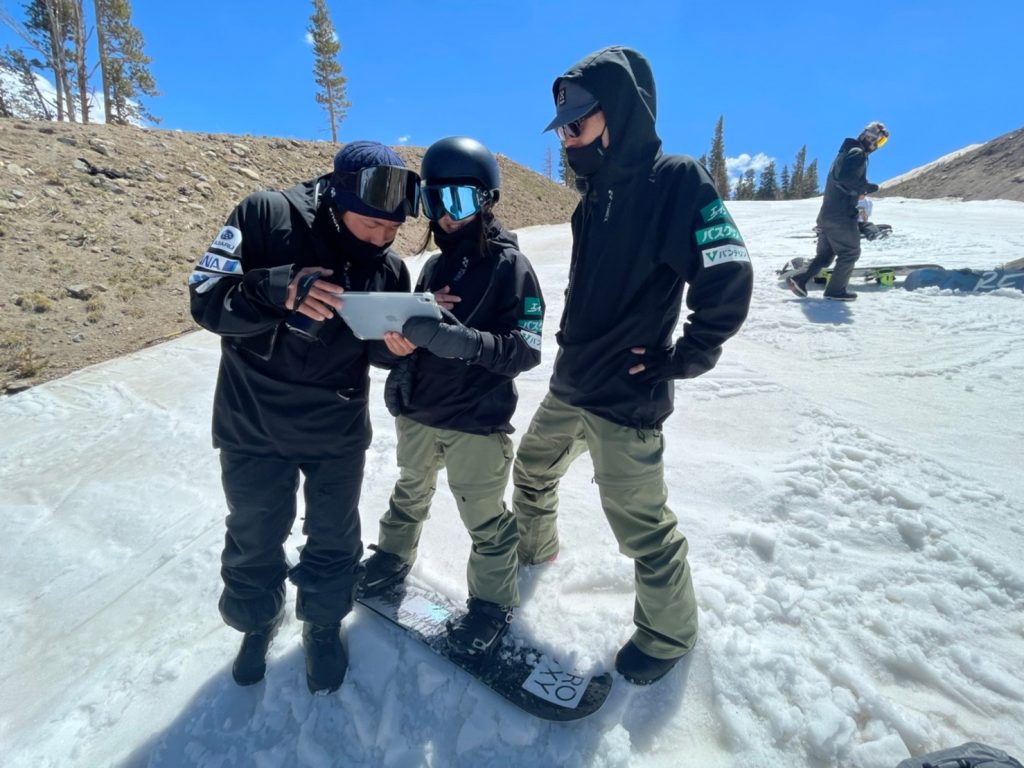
420, 137, 501, 203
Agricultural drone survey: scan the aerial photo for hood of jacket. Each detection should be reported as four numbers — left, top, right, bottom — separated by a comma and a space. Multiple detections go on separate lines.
553, 46, 662, 175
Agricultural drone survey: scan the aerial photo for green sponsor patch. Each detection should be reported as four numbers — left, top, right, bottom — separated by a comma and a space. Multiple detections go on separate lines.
524, 297, 543, 316
518, 319, 543, 333
700, 199, 734, 224
695, 222, 744, 246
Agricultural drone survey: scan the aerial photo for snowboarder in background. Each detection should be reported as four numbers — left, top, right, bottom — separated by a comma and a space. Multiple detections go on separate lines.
857, 194, 892, 241
512, 46, 753, 685
788, 121, 889, 300
188, 141, 419, 694
357, 137, 545, 662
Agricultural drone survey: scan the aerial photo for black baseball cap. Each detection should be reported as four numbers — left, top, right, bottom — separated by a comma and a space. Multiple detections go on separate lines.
543, 80, 599, 133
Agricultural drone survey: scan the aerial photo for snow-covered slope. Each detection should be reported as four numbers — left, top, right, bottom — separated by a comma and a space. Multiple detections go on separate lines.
880, 144, 983, 188
1, 198, 1022, 768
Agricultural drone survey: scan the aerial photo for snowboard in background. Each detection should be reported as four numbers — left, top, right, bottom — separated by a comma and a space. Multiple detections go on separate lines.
356, 580, 612, 721
903, 267, 1024, 293
777, 257, 943, 287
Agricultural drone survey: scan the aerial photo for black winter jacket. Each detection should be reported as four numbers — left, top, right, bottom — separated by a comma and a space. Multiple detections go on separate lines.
549, 47, 754, 429
399, 219, 544, 434
189, 175, 410, 460
818, 138, 879, 223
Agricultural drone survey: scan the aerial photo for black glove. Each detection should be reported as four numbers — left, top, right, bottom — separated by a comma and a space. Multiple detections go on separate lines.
629, 347, 678, 385
403, 315, 482, 361
384, 359, 413, 417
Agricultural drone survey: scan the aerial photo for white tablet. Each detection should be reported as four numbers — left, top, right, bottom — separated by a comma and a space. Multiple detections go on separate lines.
338, 292, 441, 340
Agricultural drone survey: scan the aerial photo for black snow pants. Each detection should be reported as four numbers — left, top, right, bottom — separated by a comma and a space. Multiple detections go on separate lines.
798, 217, 861, 294
218, 451, 365, 632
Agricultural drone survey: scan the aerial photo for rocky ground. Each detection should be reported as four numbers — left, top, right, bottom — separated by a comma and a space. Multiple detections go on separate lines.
878, 126, 1024, 202
0, 118, 577, 393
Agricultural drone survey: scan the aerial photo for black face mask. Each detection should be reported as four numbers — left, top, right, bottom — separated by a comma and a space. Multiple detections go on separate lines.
432, 215, 483, 250
566, 129, 607, 177
327, 204, 392, 264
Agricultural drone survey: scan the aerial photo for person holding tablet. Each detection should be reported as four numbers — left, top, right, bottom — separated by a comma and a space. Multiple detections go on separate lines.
359, 137, 545, 663
189, 141, 418, 695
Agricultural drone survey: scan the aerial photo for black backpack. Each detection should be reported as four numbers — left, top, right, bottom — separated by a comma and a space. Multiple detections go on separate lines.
897, 742, 1023, 768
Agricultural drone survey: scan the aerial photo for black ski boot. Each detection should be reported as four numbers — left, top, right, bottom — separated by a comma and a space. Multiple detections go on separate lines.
302, 622, 347, 694
614, 639, 683, 686
231, 611, 284, 686
824, 289, 857, 301
445, 597, 513, 662
357, 544, 411, 597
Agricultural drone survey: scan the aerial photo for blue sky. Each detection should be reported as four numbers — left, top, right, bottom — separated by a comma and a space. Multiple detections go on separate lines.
3, 0, 1022, 189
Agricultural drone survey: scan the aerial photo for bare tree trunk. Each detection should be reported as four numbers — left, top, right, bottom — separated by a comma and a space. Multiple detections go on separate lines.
326, 83, 337, 143
70, 0, 89, 123
42, 1, 67, 120
92, 0, 111, 122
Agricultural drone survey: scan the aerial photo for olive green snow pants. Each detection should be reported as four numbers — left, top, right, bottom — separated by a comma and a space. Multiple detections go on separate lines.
512, 393, 698, 659
377, 416, 519, 607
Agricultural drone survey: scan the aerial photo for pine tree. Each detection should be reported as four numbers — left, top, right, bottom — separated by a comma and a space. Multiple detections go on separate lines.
734, 168, 756, 201
68, 0, 89, 123
0, 45, 53, 118
309, 0, 349, 143
15, 0, 75, 120
779, 165, 791, 200
697, 153, 707, 169
94, 0, 158, 124
707, 116, 729, 197
558, 143, 576, 189
802, 158, 819, 197
756, 160, 778, 200
790, 145, 807, 200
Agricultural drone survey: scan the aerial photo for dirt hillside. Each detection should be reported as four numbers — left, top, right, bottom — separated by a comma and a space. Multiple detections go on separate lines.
0, 118, 577, 393
878, 126, 1024, 202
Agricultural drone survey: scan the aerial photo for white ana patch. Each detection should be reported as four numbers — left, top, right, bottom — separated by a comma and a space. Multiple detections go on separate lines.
520, 331, 542, 351
196, 252, 243, 275
702, 244, 751, 268
210, 225, 242, 254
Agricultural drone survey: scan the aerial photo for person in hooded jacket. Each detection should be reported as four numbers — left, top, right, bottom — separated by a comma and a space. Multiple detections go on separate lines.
512, 46, 753, 685
188, 141, 419, 695
357, 137, 545, 662
788, 122, 889, 299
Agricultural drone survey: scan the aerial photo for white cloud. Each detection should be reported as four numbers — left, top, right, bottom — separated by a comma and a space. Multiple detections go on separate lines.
397, 135, 410, 145
1, 65, 141, 125
304, 30, 339, 46
725, 152, 774, 192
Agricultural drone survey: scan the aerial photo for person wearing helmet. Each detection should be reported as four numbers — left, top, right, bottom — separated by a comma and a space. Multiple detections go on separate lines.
357, 137, 545, 663
788, 121, 889, 300
189, 141, 418, 695
513, 46, 753, 686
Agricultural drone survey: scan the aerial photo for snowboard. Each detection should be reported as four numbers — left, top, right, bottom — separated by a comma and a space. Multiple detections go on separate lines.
903, 267, 1024, 293
356, 580, 612, 721
777, 257, 943, 286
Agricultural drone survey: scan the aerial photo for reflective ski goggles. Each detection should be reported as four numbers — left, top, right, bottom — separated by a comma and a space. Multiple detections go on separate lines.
555, 107, 601, 141
334, 165, 421, 217
421, 184, 491, 222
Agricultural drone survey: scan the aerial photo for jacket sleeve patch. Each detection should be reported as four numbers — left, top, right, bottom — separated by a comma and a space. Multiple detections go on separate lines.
210, 225, 242, 254
700, 199, 735, 225
696, 223, 744, 247
519, 331, 542, 351
701, 244, 750, 267
523, 297, 543, 316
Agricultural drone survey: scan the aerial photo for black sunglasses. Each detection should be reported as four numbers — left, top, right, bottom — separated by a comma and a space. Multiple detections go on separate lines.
556, 107, 601, 141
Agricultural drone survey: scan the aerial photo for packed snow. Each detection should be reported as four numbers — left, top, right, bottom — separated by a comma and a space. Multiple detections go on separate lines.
1, 197, 1022, 768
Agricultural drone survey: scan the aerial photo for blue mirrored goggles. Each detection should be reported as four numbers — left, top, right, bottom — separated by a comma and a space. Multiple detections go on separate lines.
421, 184, 490, 222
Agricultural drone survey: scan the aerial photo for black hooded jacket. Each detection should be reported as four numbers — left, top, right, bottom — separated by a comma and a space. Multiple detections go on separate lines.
549, 47, 754, 429
399, 218, 544, 434
818, 138, 879, 223
188, 175, 410, 460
